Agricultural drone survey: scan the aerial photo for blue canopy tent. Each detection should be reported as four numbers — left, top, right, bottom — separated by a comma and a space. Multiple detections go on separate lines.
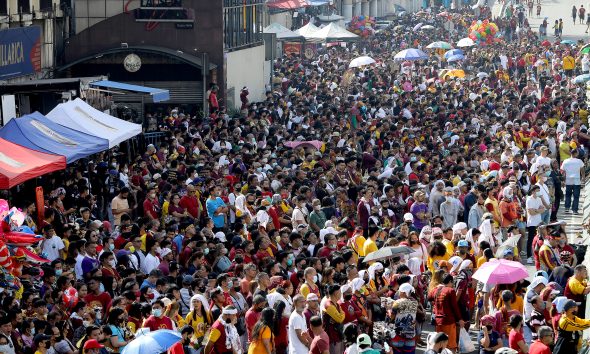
0, 112, 110, 163
89, 80, 170, 103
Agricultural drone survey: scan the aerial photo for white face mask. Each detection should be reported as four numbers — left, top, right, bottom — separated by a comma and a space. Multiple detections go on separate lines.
109, 259, 116, 268
313, 275, 318, 283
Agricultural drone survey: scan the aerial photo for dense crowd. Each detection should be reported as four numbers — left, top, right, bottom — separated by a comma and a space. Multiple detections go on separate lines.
2, 2, 590, 354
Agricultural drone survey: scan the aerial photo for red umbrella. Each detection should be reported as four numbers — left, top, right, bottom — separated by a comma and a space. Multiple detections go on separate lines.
541, 40, 551, 47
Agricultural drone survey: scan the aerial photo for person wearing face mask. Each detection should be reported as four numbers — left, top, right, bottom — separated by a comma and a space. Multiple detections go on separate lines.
454, 260, 473, 330
309, 199, 327, 232
299, 267, 320, 299
553, 300, 590, 354
111, 187, 131, 227
99, 251, 120, 297
440, 187, 462, 230
185, 294, 211, 347
479, 315, 503, 354
228, 278, 248, 351
534, 171, 551, 225
499, 186, 519, 238
142, 299, 173, 331
142, 240, 161, 275
204, 306, 241, 354
526, 186, 545, 265
564, 265, 590, 318
105, 308, 130, 352
468, 194, 486, 230
525, 295, 548, 343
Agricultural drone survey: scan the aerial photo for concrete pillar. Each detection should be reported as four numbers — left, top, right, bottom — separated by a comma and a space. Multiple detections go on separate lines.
361, 0, 370, 16
369, 0, 377, 16
343, 0, 353, 19
353, 0, 361, 16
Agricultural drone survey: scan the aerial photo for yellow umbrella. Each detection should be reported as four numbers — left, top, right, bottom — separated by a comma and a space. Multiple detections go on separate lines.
441, 69, 465, 79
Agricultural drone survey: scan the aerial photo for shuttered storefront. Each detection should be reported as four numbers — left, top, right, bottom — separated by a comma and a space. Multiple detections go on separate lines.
111, 81, 202, 116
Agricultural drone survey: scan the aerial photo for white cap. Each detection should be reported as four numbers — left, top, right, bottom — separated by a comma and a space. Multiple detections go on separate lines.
403, 213, 414, 222
319, 227, 338, 243
399, 283, 415, 295
306, 293, 319, 301
159, 248, 172, 257
214, 232, 227, 242
448, 256, 463, 272
153, 173, 162, 180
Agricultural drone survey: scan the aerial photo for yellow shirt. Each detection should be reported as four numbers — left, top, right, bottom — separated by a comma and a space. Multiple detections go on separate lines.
563, 56, 575, 70
363, 238, 378, 256
428, 254, 450, 272
496, 294, 524, 314
351, 234, 367, 257
185, 311, 207, 339
300, 282, 320, 298
248, 326, 272, 354
580, 109, 589, 125
443, 239, 454, 257
567, 277, 588, 295
476, 256, 487, 268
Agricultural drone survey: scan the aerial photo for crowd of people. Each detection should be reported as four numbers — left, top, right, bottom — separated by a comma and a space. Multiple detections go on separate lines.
2, 2, 590, 354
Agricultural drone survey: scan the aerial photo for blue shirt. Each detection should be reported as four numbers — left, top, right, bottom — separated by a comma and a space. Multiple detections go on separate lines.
206, 197, 226, 228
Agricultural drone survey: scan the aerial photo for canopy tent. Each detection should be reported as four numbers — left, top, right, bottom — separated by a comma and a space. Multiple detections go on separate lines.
0, 112, 110, 163
0, 138, 66, 189
294, 22, 321, 38
263, 23, 304, 40
46, 98, 142, 148
317, 14, 344, 22
309, 23, 359, 41
266, 0, 309, 9
89, 80, 170, 102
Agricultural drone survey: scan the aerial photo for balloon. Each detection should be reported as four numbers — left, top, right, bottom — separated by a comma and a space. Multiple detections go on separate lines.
358, 15, 364, 20
18, 226, 34, 234
0, 200, 8, 214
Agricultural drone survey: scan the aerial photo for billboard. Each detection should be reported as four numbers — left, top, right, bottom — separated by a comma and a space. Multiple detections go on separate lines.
0, 26, 42, 80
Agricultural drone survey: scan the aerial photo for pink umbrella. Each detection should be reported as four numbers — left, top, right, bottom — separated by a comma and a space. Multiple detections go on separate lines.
472, 259, 529, 285
283, 140, 323, 150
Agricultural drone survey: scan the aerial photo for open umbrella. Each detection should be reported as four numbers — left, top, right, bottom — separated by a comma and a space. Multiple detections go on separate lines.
560, 39, 576, 45
541, 40, 551, 47
363, 246, 414, 263
349, 56, 376, 68
573, 74, 590, 84
447, 54, 465, 62
421, 25, 435, 30
581, 46, 590, 54
476, 72, 489, 78
394, 48, 428, 61
456, 37, 475, 47
413, 22, 423, 31
472, 259, 528, 285
444, 49, 464, 59
442, 69, 465, 78
121, 329, 182, 354
426, 41, 452, 49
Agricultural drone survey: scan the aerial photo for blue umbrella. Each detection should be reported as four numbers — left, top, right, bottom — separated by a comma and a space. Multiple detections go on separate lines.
447, 54, 465, 62
444, 49, 464, 59
394, 48, 428, 61
561, 39, 576, 45
121, 329, 182, 354
573, 74, 590, 84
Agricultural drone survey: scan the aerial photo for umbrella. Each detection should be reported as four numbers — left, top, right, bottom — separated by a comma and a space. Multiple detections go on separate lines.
541, 40, 551, 47
413, 22, 423, 31
363, 246, 414, 263
444, 49, 464, 59
426, 41, 452, 49
349, 56, 376, 68
456, 37, 475, 47
560, 39, 576, 45
421, 25, 435, 30
121, 329, 182, 354
442, 69, 465, 78
581, 46, 590, 54
394, 48, 428, 61
476, 72, 489, 78
447, 54, 465, 62
573, 74, 590, 84
472, 259, 528, 285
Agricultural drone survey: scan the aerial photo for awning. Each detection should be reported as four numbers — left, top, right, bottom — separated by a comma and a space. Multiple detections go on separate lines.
89, 80, 170, 102
0, 112, 110, 163
47, 98, 142, 148
0, 138, 66, 189
267, 0, 310, 10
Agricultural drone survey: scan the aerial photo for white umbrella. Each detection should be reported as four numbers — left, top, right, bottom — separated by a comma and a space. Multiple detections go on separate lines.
421, 25, 435, 30
476, 72, 489, 79
413, 22, 423, 31
349, 56, 376, 68
456, 37, 475, 47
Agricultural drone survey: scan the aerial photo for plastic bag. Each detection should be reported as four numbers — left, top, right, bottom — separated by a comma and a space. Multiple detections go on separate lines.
459, 327, 475, 353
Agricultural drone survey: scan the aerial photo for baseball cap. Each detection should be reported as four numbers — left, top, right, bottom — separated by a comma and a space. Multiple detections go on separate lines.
160, 248, 172, 257
83, 339, 105, 350
306, 293, 319, 302
34, 333, 52, 345
457, 240, 469, 248
357, 333, 372, 347
503, 248, 514, 256
563, 299, 580, 312
403, 213, 414, 222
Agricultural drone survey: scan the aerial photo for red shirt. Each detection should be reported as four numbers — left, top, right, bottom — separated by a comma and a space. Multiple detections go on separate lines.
143, 198, 160, 219
84, 292, 112, 313
268, 206, 281, 230
529, 341, 552, 354
180, 195, 199, 219
142, 315, 174, 331
245, 308, 261, 342
509, 329, 525, 354
309, 330, 329, 354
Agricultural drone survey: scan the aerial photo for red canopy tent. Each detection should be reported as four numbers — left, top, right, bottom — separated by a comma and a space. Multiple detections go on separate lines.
0, 138, 66, 189
267, 0, 309, 9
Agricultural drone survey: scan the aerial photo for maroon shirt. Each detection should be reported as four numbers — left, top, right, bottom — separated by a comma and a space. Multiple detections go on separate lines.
309, 330, 329, 354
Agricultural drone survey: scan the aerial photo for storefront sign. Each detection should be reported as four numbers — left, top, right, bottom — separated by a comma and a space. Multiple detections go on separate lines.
0, 26, 41, 80
123, 53, 142, 72
283, 42, 317, 59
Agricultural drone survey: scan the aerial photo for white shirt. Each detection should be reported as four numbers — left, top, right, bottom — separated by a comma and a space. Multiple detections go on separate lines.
288, 311, 308, 354
41, 235, 65, 261
142, 253, 160, 274
526, 196, 543, 227
75, 253, 85, 280
561, 157, 585, 185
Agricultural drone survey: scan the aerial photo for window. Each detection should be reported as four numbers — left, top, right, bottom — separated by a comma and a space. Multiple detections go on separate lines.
0, 0, 7, 15
223, 0, 264, 50
17, 0, 30, 13
39, 0, 52, 11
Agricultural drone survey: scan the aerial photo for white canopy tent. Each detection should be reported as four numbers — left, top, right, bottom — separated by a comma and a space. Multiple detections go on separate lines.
309, 23, 359, 41
46, 98, 142, 148
264, 23, 304, 40
294, 22, 321, 39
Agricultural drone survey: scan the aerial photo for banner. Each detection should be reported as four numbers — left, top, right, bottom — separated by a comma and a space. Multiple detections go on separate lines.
0, 26, 42, 80
283, 42, 317, 59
